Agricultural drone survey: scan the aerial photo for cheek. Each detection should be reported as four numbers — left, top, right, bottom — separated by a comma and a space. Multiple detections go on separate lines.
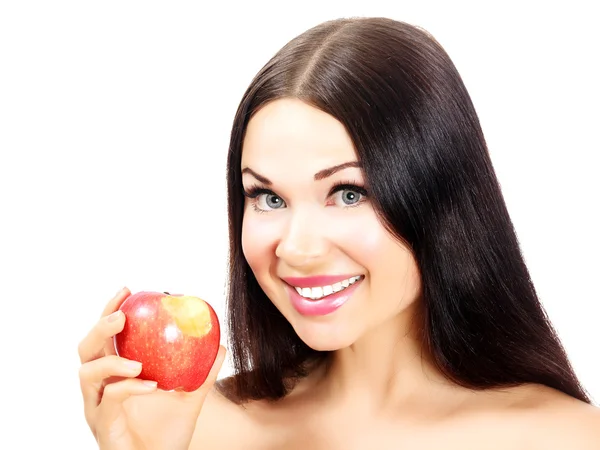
329, 211, 392, 268
333, 212, 421, 298
241, 213, 277, 275
366, 231, 421, 305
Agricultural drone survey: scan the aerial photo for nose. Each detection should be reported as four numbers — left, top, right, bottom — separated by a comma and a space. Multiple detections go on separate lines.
275, 208, 328, 267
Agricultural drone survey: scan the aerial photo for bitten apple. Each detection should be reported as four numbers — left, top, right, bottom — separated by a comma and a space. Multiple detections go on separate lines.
114, 291, 220, 392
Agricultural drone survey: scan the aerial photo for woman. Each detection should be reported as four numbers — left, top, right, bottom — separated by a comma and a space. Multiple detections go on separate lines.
78, 17, 600, 449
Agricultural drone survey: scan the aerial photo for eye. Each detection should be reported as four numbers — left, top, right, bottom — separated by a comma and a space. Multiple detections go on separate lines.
258, 192, 285, 210
329, 183, 368, 207
335, 189, 361, 206
243, 186, 286, 212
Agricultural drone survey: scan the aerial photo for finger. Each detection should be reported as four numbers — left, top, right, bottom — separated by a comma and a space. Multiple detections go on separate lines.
97, 378, 158, 428
79, 355, 144, 408
101, 287, 133, 357
77, 287, 130, 363
78, 309, 126, 363
100, 287, 131, 318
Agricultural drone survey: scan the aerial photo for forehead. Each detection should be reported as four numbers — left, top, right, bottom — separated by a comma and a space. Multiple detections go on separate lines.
241, 98, 357, 169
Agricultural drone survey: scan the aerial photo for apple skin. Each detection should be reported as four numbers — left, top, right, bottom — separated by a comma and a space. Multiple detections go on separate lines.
114, 291, 220, 392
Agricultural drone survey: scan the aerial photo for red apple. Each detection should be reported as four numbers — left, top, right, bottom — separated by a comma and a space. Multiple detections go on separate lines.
114, 291, 220, 392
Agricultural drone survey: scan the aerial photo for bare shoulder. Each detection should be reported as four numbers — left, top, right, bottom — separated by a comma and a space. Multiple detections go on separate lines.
504, 384, 600, 449
189, 376, 264, 450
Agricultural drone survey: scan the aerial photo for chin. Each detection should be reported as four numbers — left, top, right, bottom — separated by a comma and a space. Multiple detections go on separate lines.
290, 318, 358, 352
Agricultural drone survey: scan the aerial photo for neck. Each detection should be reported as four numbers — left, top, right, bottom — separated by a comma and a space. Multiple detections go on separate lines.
316, 304, 455, 411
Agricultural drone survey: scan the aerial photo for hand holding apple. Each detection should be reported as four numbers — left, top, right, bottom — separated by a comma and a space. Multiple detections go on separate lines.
114, 291, 221, 392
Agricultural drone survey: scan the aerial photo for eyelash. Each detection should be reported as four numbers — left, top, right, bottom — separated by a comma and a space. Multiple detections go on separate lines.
243, 180, 368, 214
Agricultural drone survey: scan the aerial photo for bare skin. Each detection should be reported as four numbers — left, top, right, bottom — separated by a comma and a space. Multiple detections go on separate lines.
194, 373, 600, 450
197, 97, 599, 449
79, 290, 600, 450
79, 98, 600, 449
78, 288, 226, 450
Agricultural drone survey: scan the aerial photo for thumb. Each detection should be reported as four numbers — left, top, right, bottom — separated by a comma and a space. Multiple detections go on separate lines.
204, 345, 227, 389
181, 345, 227, 399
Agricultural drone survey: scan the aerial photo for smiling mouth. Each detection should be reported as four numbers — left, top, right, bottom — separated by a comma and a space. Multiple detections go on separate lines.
288, 275, 364, 300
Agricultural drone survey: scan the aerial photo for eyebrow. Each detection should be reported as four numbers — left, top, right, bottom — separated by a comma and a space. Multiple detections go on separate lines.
241, 161, 361, 185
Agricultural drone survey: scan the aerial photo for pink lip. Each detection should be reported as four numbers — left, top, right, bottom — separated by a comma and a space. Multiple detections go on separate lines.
286, 278, 362, 316
282, 274, 360, 288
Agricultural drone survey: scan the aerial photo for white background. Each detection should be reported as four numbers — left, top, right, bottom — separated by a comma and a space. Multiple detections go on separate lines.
0, 1, 598, 448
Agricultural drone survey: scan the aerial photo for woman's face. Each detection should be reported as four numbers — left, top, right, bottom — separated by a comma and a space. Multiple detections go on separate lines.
240, 98, 422, 351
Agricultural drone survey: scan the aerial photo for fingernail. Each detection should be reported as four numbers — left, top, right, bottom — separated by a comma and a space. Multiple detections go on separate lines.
125, 360, 142, 371
107, 311, 122, 322
142, 380, 157, 388
116, 287, 127, 296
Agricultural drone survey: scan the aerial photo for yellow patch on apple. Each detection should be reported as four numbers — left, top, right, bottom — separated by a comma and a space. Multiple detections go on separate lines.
161, 295, 213, 338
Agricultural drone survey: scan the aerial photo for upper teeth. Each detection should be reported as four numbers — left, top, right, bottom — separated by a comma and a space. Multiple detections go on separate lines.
294, 276, 362, 300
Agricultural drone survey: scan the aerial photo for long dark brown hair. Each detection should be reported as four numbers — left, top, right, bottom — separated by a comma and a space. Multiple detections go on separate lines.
221, 17, 591, 404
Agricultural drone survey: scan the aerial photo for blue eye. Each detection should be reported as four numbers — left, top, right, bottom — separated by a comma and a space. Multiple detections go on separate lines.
334, 189, 361, 206
243, 187, 286, 212
242, 181, 368, 213
259, 193, 285, 210
329, 182, 368, 207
